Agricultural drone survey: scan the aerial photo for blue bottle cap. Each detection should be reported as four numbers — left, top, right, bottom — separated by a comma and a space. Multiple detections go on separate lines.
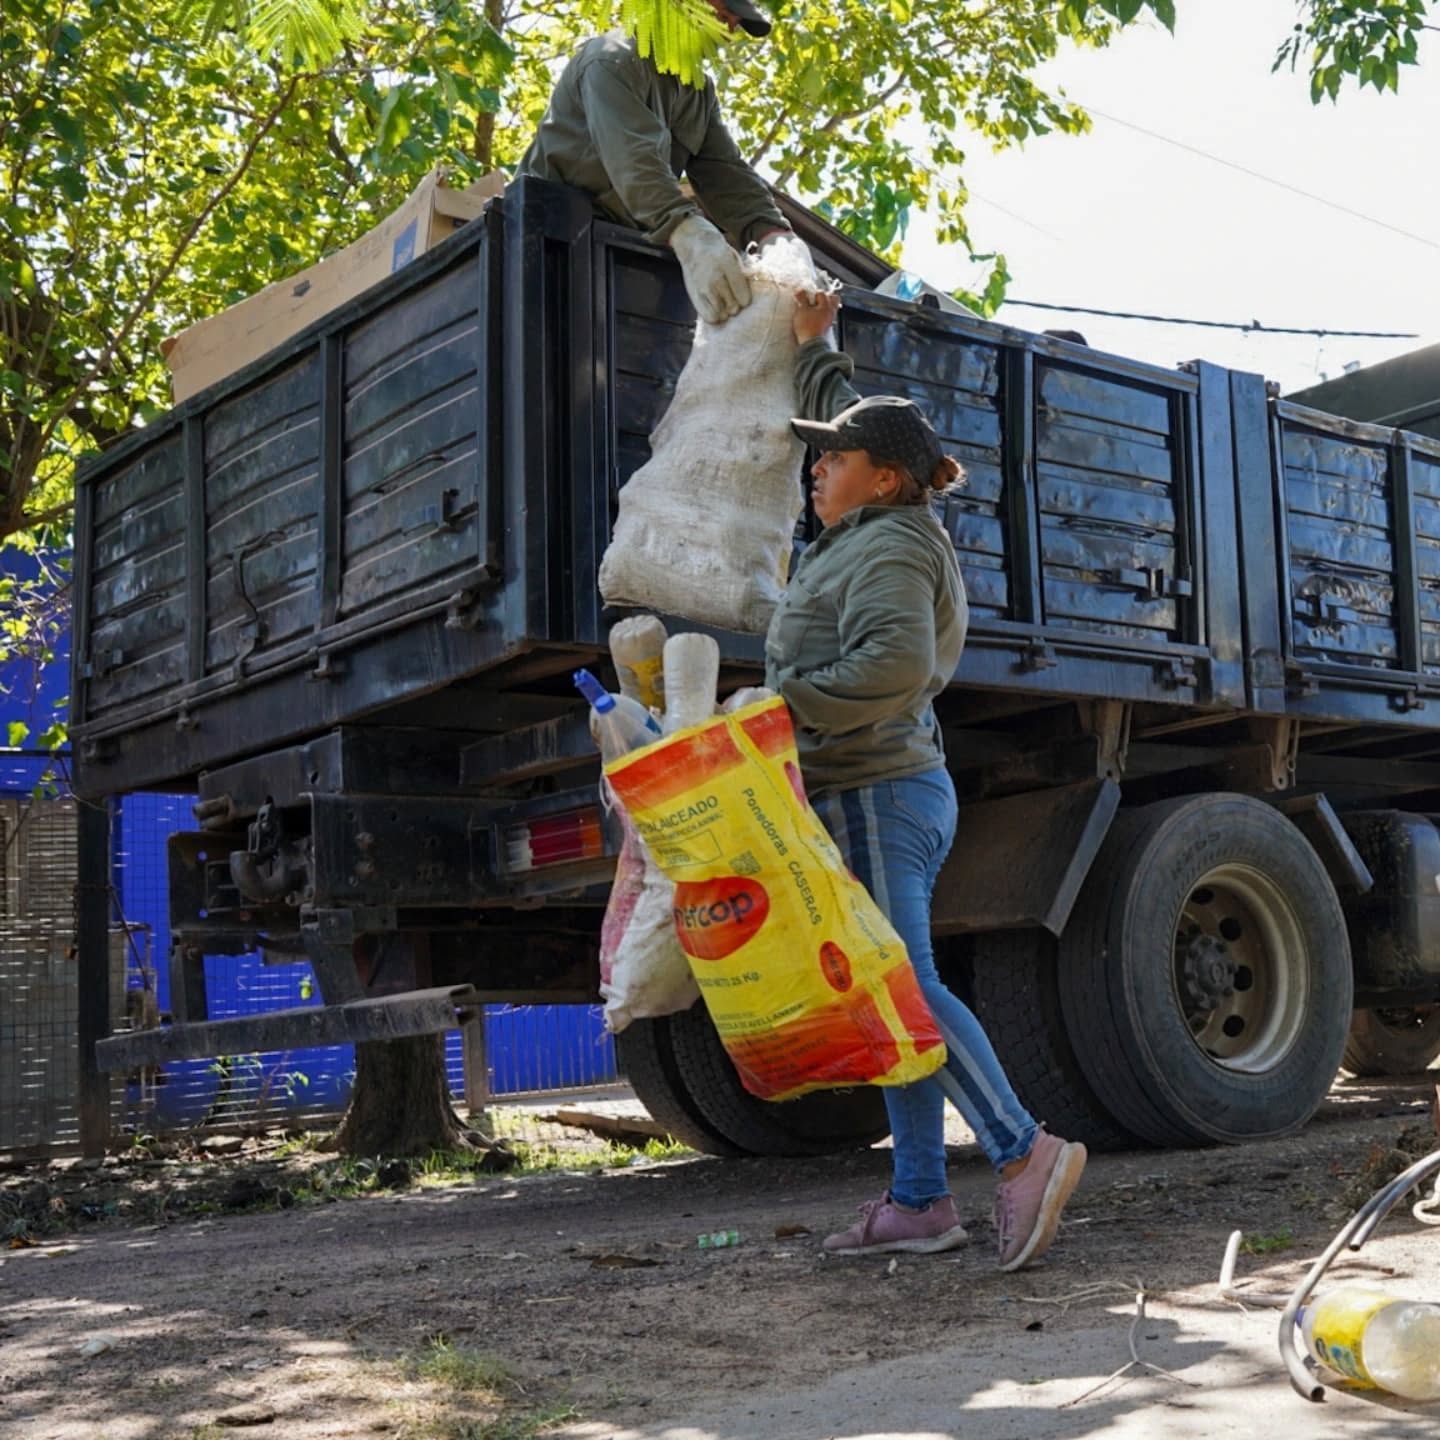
573, 669, 615, 713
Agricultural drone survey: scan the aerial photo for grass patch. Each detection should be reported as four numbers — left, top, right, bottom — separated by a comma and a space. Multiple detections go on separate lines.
415, 1130, 692, 1184
509, 1134, 691, 1176
395, 1411, 580, 1440
1241, 1227, 1295, 1255
408, 1339, 515, 1395
451, 1405, 581, 1440
393, 1343, 578, 1440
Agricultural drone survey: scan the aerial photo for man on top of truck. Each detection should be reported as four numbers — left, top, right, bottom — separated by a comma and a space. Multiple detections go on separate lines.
517, 0, 794, 326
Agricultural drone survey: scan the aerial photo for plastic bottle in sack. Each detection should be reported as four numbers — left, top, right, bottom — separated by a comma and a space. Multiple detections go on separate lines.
574, 669, 662, 762
609, 615, 668, 713
662, 633, 720, 734
1300, 1285, 1440, 1400
722, 685, 775, 714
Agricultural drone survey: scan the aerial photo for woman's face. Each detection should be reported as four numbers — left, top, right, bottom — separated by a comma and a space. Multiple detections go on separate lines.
811, 448, 895, 528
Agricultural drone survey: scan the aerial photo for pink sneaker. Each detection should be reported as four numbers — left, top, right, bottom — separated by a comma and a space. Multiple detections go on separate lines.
823, 1192, 969, 1256
994, 1128, 1087, 1272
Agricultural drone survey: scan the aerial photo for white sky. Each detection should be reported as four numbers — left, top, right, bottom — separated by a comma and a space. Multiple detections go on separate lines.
896, 0, 1440, 396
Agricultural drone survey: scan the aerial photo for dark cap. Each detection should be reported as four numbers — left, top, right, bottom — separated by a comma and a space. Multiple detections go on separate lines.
723, 0, 773, 38
791, 395, 943, 484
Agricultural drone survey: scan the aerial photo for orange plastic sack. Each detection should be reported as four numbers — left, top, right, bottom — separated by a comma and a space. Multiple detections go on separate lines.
604, 698, 945, 1101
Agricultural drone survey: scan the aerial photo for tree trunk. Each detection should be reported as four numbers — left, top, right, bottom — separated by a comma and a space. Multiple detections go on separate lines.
331, 1034, 512, 1165
472, 0, 504, 169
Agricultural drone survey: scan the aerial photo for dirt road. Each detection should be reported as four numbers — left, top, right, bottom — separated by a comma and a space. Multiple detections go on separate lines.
2, 1078, 1437, 1440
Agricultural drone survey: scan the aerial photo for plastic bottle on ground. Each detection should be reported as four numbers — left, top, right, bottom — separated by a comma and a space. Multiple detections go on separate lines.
574, 669, 662, 763
1300, 1284, 1440, 1401
609, 615, 668, 713
697, 1229, 741, 1249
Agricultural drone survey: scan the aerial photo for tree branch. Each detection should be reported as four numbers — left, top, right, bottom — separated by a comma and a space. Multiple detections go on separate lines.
746, 105, 791, 170
19, 498, 79, 531
771, 71, 909, 189
325, 123, 360, 183
33, 73, 306, 462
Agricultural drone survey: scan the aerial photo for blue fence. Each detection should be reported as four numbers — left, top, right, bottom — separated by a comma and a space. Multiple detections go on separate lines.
110, 791, 617, 1130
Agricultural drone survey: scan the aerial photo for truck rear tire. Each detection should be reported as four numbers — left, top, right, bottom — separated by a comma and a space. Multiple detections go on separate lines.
970, 930, 1142, 1152
1343, 1007, 1440, 1076
618, 1003, 890, 1158
1058, 794, 1353, 1147
614, 1012, 745, 1157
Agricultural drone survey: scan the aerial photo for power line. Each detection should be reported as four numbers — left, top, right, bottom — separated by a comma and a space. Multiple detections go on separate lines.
964, 187, 1063, 241
1002, 297, 1418, 339
1081, 104, 1440, 253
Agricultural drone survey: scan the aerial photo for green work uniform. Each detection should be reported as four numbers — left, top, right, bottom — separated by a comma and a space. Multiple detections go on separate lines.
517, 31, 788, 248
764, 339, 969, 798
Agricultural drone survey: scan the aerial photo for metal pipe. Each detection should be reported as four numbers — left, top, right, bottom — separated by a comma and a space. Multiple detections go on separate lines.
1277, 1148, 1440, 1403
1218, 1230, 1292, 1308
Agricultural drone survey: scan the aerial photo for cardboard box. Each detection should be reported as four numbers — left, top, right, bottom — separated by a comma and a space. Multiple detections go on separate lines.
162, 168, 504, 403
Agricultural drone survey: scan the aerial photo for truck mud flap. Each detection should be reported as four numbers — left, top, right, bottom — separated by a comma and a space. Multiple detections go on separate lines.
931, 778, 1120, 936
95, 984, 480, 1071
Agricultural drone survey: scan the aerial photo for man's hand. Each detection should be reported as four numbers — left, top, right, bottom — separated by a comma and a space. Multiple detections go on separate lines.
793, 288, 841, 344
670, 214, 752, 325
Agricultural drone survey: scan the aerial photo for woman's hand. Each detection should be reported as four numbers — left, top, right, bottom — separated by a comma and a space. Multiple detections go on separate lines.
793, 288, 841, 344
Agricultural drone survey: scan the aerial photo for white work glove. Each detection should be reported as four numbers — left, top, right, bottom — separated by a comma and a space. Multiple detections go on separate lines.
670, 214, 751, 325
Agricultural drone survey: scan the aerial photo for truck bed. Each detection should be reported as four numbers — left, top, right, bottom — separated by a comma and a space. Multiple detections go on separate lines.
71, 178, 1440, 797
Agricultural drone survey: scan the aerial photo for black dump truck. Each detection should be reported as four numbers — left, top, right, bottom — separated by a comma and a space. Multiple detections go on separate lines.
74, 177, 1440, 1156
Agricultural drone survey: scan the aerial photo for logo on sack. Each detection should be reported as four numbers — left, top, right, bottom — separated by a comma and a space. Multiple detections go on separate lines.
819, 940, 853, 992
672, 878, 770, 960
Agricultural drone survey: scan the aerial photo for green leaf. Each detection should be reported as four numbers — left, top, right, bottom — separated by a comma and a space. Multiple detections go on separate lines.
50, 110, 86, 150
377, 85, 413, 152
55, 166, 89, 203
7, 721, 29, 748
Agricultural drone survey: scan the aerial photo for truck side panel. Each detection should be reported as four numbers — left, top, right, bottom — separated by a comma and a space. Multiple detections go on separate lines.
1275, 399, 1440, 723
72, 211, 513, 794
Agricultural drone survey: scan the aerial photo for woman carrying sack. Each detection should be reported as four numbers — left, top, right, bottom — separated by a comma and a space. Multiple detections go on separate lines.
771, 289, 1086, 1271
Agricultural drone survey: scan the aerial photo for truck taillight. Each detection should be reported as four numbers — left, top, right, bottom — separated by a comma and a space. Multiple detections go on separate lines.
503, 807, 606, 874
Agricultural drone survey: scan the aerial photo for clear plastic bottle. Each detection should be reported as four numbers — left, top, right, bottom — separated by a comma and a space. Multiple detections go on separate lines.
574, 669, 662, 763
1300, 1284, 1440, 1401
893, 270, 925, 302
609, 615, 668, 713
661, 632, 720, 734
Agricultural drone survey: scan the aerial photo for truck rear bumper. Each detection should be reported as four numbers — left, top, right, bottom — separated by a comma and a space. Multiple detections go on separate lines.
96, 984, 480, 1072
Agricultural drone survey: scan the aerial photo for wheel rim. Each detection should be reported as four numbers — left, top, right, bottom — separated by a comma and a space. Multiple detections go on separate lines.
1171, 863, 1310, 1074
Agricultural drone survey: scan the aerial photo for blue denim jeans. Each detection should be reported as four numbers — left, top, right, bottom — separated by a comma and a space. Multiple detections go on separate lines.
812, 769, 1037, 1207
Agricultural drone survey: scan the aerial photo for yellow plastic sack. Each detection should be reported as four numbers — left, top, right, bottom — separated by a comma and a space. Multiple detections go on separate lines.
604, 697, 946, 1101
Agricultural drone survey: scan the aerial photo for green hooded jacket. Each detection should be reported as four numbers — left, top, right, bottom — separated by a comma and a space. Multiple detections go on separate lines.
764, 339, 969, 798
517, 32, 788, 248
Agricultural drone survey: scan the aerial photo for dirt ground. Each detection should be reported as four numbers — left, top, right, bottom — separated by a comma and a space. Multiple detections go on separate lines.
2, 1077, 1438, 1440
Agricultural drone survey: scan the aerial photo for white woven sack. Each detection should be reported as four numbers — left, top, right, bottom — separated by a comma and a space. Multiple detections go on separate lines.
599, 784, 697, 1033
598, 236, 820, 634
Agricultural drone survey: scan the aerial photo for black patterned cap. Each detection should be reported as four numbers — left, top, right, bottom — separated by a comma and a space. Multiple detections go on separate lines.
791, 395, 942, 483
725, 0, 772, 37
